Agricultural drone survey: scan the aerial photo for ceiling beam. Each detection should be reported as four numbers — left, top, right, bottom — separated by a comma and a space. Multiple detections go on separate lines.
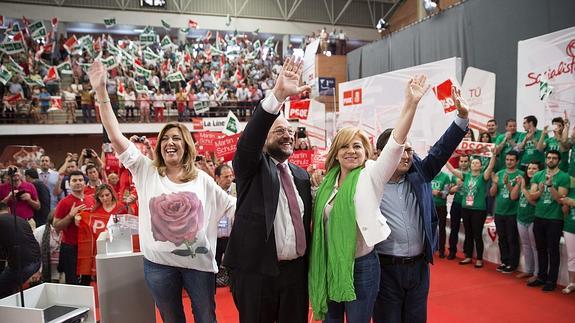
287, 0, 305, 20
334, 0, 353, 24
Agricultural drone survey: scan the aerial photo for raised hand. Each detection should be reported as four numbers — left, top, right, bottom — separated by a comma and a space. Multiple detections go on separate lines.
451, 86, 469, 119
87, 60, 107, 92
405, 74, 430, 105
272, 56, 312, 102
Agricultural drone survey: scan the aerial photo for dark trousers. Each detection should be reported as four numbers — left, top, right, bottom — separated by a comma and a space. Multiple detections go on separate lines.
215, 237, 229, 268
533, 217, 563, 284
449, 202, 463, 255
230, 257, 308, 323
495, 214, 520, 268
373, 256, 429, 323
436, 206, 447, 254
59, 243, 79, 285
462, 208, 487, 260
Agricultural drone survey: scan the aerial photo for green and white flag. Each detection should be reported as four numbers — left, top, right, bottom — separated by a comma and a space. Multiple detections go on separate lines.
107, 42, 120, 56
0, 41, 25, 55
539, 80, 553, 101
143, 47, 160, 61
166, 71, 185, 83
160, 35, 174, 49
101, 56, 119, 70
140, 34, 157, 46
28, 20, 46, 37
32, 27, 47, 41
77, 35, 92, 49
223, 110, 240, 135
9, 23, 21, 34
180, 27, 190, 33
135, 64, 152, 78
57, 61, 73, 75
6, 57, 25, 74
0, 65, 13, 85
38, 59, 52, 69
104, 18, 116, 28
161, 20, 171, 30
194, 101, 209, 114
23, 76, 45, 87
134, 81, 150, 94
142, 26, 154, 35
79, 63, 91, 73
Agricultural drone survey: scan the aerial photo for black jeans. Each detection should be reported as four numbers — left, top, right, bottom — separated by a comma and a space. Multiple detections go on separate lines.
436, 206, 447, 254
449, 202, 463, 255
59, 243, 79, 285
495, 214, 520, 268
373, 256, 429, 323
462, 208, 487, 260
533, 217, 564, 284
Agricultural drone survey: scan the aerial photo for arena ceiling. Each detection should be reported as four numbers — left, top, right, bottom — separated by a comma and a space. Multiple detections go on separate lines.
0, 0, 402, 29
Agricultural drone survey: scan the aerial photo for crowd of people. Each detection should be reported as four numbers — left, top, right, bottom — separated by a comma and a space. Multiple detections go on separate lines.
435, 115, 575, 294
0, 26, 289, 124
1, 53, 575, 323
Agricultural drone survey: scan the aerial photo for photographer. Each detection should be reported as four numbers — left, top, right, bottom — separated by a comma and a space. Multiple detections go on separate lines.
294, 126, 312, 151
0, 166, 40, 228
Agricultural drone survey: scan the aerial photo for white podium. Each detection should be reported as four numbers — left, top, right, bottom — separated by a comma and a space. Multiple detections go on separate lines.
95, 232, 155, 323
0, 283, 96, 323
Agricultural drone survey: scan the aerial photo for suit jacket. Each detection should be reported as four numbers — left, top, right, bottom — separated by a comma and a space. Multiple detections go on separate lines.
405, 121, 466, 263
224, 104, 312, 276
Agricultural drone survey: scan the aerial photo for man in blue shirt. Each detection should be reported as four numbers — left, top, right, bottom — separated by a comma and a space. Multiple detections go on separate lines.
38, 87, 51, 120
372, 90, 469, 323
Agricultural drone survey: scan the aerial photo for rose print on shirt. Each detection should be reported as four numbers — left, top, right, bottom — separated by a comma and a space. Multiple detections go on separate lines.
149, 191, 209, 257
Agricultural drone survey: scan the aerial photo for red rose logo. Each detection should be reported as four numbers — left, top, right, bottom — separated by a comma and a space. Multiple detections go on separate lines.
149, 191, 205, 246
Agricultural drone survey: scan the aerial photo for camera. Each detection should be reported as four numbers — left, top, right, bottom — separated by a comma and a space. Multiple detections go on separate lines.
84, 150, 93, 158
15, 191, 25, 198
195, 155, 204, 162
137, 136, 147, 143
297, 127, 307, 138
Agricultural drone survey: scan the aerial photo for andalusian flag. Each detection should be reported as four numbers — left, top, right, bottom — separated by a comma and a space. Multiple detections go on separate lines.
161, 20, 171, 30
0, 65, 13, 85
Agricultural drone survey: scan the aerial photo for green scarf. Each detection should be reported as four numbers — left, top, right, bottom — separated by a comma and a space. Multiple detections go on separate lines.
309, 165, 361, 320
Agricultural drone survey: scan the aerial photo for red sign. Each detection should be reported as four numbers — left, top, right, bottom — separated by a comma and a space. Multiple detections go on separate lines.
77, 212, 111, 276
343, 88, 362, 106
193, 131, 225, 154
312, 147, 328, 170
214, 132, 241, 162
288, 149, 314, 169
192, 117, 203, 130
454, 140, 494, 157
288, 99, 311, 120
432, 79, 457, 113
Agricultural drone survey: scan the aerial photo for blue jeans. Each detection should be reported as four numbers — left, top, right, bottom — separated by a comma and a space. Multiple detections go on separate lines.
0, 260, 41, 299
324, 250, 380, 323
373, 256, 429, 323
143, 258, 216, 323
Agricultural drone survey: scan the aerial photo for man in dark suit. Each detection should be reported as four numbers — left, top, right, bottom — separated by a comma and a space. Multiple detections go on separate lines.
224, 56, 312, 323
372, 88, 469, 323
24, 169, 51, 227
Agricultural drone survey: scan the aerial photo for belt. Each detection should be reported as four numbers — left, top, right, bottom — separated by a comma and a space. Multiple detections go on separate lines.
379, 253, 424, 265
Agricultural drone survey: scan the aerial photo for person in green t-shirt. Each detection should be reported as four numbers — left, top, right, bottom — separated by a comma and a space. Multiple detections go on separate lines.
486, 119, 498, 143
489, 151, 524, 273
447, 151, 496, 268
447, 155, 470, 260
560, 114, 575, 177
431, 171, 453, 258
517, 115, 546, 168
536, 117, 569, 172
558, 179, 575, 294
494, 119, 522, 172
510, 161, 542, 280
528, 150, 570, 292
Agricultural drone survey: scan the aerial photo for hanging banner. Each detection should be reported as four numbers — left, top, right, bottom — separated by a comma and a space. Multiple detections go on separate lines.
517, 26, 575, 127
214, 132, 242, 162
288, 149, 314, 169
302, 39, 320, 85
288, 99, 311, 120
454, 140, 495, 157
461, 67, 496, 132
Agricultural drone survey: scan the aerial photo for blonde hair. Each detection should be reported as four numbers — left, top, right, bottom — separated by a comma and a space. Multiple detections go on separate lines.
153, 122, 198, 182
325, 127, 373, 171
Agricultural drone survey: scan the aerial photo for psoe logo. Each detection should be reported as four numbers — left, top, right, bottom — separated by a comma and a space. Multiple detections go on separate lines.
343, 88, 362, 106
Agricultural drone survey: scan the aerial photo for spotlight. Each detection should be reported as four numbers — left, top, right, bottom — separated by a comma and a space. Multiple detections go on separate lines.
423, 0, 438, 13
376, 18, 389, 32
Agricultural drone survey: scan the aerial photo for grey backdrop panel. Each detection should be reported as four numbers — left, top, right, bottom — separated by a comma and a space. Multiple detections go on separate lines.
347, 0, 575, 129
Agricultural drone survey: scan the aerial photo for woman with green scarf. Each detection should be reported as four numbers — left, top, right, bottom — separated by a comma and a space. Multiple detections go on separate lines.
309, 75, 429, 322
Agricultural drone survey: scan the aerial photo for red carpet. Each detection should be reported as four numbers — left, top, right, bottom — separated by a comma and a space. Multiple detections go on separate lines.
96, 255, 575, 322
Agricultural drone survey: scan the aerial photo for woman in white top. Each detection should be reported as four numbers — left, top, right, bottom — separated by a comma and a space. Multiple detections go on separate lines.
88, 60, 235, 323
124, 88, 136, 121
309, 75, 429, 322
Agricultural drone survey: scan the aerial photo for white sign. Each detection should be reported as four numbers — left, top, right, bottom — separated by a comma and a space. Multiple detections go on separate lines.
461, 67, 496, 132
302, 39, 320, 85
517, 26, 575, 126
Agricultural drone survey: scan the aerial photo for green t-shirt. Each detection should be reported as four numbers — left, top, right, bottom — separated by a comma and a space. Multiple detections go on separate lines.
565, 179, 575, 234
519, 130, 545, 166
544, 136, 568, 172
569, 147, 575, 177
461, 172, 488, 210
431, 172, 451, 207
532, 169, 570, 220
451, 171, 468, 205
494, 169, 525, 215
517, 186, 536, 224
494, 132, 522, 171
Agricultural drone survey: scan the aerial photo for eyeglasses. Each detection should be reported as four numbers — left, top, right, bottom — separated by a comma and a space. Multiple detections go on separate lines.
271, 127, 295, 136
404, 148, 415, 156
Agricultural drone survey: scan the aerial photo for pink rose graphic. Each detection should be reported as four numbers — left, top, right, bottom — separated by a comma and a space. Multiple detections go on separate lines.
149, 191, 205, 247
